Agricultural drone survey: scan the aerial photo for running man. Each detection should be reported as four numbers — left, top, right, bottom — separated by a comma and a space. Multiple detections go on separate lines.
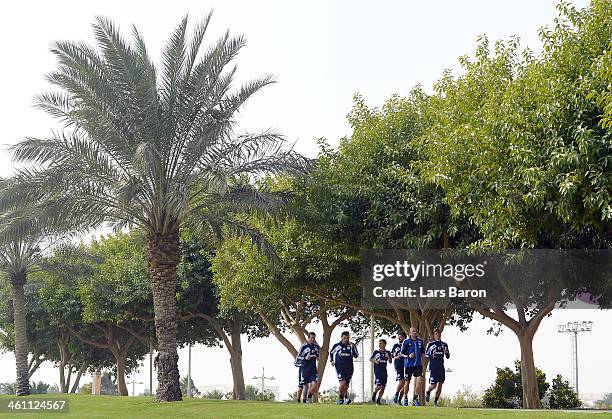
296, 331, 320, 403
392, 331, 406, 404
425, 329, 450, 406
401, 327, 425, 406
369, 339, 392, 404
294, 339, 305, 402
330, 331, 359, 405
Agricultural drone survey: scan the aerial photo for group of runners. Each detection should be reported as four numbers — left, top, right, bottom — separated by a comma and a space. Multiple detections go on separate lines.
294, 328, 450, 406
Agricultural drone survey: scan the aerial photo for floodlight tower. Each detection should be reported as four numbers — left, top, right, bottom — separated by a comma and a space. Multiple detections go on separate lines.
557, 320, 593, 397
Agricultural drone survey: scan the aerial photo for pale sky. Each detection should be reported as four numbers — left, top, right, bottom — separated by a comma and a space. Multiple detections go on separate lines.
2, 0, 609, 403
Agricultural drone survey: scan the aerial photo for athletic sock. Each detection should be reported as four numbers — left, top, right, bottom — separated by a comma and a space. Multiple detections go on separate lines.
434, 395, 439, 404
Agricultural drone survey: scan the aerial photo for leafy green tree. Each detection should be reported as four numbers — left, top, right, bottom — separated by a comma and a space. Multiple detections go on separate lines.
0, 13, 307, 401
176, 232, 269, 400
420, 0, 611, 408
483, 360, 549, 408
38, 235, 152, 395
0, 278, 107, 393
212, 217, 356, 393
548, 374, 581, 409
291, 94, 476, 404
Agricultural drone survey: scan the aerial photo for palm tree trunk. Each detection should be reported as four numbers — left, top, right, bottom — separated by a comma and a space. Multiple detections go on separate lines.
11, 279, 30, 396
145, 232, 182, 402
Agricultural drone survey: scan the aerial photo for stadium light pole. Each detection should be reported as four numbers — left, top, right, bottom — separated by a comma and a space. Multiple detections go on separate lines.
361, 338, 365, 402
369, 315, 375, 396
149, 340, 153, 395
187, 344, 192, 397
557, 320, 593, 397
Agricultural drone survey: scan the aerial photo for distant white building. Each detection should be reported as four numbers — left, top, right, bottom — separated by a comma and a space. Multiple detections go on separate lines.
580, 393, 604, 408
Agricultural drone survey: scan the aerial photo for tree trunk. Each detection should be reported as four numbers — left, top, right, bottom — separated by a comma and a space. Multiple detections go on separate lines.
116, 356, 129, 396
11, 280, 30, 396
58, 361, 66, 393
57, 335, 71, 393
229, 320, 246, 400
315, 322, 335, 402
473, 303, 553, 410
257, 309, 298, 357
70, 363, 87, 393
518, 330, 540, 409
145, 232, 182, 402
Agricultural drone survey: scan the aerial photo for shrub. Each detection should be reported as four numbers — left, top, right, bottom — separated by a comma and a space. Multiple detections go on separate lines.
548, 375, 581, 409
203, 389, 225, 400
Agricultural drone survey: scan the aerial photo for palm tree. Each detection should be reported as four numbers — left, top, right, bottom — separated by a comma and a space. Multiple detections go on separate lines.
0, 210, 47, 396
0, 14, 307, 401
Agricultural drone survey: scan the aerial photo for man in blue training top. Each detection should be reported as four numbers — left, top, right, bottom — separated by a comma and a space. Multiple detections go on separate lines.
296, 331, 320, 403
425, 329, 450, 406
401, 327, 425, 406
392, 331, 407, 404
294, 339, 305, 402
330, 330, 359, 405
369, 339, 392, 404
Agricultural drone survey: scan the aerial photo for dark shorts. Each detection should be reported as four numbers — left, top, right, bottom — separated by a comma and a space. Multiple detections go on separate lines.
374, 374, 388, 386
395, 365, 405, 381
336, 368, 353, 384
300, 370, 318, 385
404, 365, 422, 380
429, 368, 445, 384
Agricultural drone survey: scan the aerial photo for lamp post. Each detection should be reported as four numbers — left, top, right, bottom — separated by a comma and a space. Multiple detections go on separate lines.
187, 345, 192, 397
557, 320, 593, 397
252, 367, 275, 396
128, 378, 143, 396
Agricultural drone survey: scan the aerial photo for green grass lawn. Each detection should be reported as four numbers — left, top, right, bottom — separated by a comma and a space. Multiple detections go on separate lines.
0, 394, 609, 418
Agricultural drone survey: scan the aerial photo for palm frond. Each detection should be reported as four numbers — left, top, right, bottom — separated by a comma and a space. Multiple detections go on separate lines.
189, 212, 278, 263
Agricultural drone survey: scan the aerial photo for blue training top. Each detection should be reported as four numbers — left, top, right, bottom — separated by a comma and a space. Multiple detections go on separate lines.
330, 341, 359, 371
370, 349, 392, 377
425, 340, 449, 370
401, 337, 424, 367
